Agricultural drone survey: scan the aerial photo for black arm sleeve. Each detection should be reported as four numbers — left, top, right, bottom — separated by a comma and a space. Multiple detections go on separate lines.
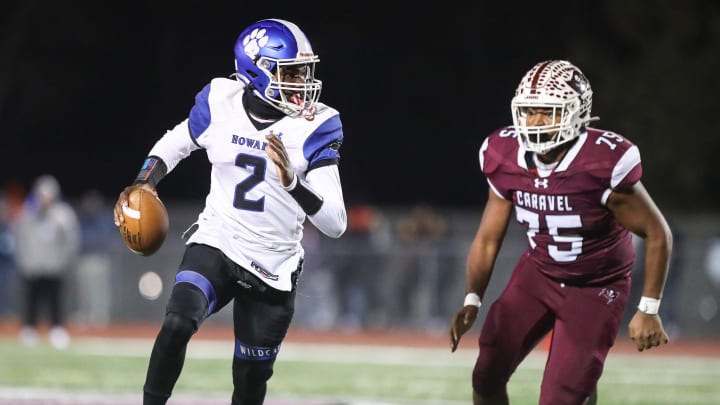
287, 178, 324, 215
132, 156, 168, 187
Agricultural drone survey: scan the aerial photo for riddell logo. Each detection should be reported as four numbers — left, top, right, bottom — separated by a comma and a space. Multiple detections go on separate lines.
251, 261, 279, 281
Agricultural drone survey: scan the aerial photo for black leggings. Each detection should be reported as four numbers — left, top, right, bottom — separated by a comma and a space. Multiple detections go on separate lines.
143, 244, 297, 405
22, 276, 64, 327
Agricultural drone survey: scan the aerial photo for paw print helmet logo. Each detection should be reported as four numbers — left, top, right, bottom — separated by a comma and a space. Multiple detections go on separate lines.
242, 28, 270, 59
234, 19, 322, 118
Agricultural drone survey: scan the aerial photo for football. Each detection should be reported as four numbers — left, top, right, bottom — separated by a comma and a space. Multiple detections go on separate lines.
118, 188, 169, 256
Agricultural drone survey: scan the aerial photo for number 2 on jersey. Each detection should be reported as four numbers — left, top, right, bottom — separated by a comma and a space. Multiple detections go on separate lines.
234, 153, 266, 211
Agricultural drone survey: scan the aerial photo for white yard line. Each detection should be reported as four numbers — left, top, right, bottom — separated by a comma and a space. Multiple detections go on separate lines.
73, 337, 479, 367
0, 387, 463, 405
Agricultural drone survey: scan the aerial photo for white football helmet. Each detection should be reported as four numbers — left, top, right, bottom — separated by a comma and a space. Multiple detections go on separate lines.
511, 60, 594, 154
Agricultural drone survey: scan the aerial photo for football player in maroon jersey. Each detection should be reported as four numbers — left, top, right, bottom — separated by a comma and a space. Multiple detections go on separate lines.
449, 60, 672, 405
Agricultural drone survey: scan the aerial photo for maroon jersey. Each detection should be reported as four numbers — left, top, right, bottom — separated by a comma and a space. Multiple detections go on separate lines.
480, 126, 642, 284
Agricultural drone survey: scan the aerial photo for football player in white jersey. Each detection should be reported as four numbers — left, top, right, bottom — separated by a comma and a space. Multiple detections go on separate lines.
113, 19, 347, 405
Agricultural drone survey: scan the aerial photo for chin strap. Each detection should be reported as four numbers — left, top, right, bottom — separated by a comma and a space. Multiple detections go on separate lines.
242, 86, 285, 120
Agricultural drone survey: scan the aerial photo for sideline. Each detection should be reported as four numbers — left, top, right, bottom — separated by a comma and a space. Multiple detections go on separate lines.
1, 320, 719, 357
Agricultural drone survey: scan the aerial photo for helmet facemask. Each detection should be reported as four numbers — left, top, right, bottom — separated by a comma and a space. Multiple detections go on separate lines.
258, 57, 322, 117
511, 60, 594, 155
512, 99, 583, 155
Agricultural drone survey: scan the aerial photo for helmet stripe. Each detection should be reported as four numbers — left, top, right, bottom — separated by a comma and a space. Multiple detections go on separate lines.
268, 18, 314, 55
530, 60, 553, 94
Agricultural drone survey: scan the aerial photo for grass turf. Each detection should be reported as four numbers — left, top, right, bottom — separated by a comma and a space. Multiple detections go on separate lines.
0, 338, 718, 404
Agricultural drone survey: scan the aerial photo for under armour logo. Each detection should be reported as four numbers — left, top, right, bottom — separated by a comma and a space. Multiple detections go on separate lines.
534, 178, 549, 188
599, 288, 619, 304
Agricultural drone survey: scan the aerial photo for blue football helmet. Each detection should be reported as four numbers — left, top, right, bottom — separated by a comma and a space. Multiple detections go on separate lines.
234, 19, 322, 117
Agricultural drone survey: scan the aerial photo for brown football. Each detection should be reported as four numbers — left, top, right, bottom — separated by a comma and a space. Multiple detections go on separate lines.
119, 188, 169, 256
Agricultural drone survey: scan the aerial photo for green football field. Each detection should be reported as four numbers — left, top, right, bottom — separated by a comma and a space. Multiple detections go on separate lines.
0, 337, 718, 404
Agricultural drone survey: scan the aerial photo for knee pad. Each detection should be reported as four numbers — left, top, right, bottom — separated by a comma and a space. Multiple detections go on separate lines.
166, 280, 211, 324
157, 282, 210, 352
156, 312, 197, 352
158, 283, 208, 350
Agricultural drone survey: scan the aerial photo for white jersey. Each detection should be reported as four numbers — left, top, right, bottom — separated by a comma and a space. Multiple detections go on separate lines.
148, 78, 347, 291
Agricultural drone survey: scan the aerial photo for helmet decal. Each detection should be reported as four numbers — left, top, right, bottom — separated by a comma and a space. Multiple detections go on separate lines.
567, 71, 590, 95
242, 28, 270, 59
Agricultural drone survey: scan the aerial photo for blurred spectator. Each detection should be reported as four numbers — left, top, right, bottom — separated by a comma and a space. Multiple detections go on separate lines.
291, 222, 340, 330
73, 189, 114, 328
628, 221, 684, 338
13, 175, 80, 348
334, 204, 391, 330
3, 180, 27, 220
0, 191, 15, 317
706, 237, 720, 287
381, 203, 448, 329
659, 222, 684, 337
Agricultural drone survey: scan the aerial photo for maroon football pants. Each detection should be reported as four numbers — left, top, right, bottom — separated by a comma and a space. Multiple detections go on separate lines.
472, 254, 630, 405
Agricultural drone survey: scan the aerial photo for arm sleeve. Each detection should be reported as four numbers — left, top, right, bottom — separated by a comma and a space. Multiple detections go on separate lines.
148, 118, 201, 174
304, 164, 347, 238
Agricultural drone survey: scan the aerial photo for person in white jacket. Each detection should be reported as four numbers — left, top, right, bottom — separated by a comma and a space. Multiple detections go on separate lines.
15, 174, 80, 349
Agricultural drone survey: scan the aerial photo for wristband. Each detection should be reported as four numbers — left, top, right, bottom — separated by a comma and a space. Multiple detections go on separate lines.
133, 156, 167, 187
464, 292, 482, 308
285, 176, 324, 215
637, 296, 661, 315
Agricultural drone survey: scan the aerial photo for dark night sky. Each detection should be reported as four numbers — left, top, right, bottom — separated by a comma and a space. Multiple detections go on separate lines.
1, 1, 716, 209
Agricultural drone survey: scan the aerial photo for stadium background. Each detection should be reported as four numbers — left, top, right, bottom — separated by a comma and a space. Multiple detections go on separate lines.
1, 1, 718, 210
1, 0, 718, 342
0, 1, 719, 403
0, 0, 720, 405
